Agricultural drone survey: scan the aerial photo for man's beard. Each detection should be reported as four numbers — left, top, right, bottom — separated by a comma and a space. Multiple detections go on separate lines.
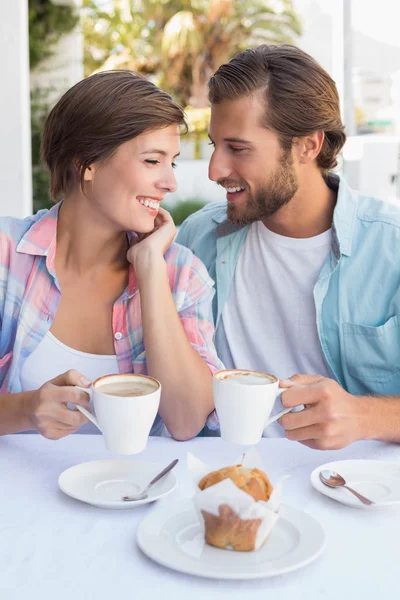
226, 148, 299, 226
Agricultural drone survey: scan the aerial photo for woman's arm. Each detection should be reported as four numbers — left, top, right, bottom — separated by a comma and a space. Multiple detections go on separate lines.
128, 209, 221, 440
0, 391, 34, 434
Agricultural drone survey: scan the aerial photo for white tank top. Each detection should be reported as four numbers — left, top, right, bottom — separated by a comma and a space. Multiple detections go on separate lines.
20, 331, 120, 434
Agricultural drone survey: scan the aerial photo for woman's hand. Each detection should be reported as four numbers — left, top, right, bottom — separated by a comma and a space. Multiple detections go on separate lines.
127, 207, 176, 283
26, 370, 91, 440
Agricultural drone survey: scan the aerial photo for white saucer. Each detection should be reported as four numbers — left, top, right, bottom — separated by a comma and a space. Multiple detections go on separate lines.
311, 460, 400, 509
58, 459, 177, 509
136, 501, 325, 579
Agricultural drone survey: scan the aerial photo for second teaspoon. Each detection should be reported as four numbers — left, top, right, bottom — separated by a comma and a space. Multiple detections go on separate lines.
319, 470, 374, 505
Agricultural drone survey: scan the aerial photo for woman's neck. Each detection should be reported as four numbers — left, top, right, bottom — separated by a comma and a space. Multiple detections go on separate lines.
56, 194, 129, 275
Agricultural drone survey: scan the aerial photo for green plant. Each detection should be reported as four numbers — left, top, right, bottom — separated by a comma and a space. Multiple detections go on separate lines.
82, 0, 302, 108
29, 0, 79, 212
31, 88, 53, 213
29, 0, 79, 70
168, 199, 208, 226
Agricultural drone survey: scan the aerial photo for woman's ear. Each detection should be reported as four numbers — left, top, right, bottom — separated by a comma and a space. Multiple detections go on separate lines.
83, 165, 94, 182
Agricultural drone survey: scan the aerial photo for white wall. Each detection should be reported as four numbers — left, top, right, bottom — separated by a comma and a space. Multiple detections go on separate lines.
0, 0, 32, 217
166, 160, 226, 206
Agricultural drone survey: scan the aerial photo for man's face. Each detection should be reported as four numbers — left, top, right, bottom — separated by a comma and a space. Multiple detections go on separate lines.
208, 93, 298, 225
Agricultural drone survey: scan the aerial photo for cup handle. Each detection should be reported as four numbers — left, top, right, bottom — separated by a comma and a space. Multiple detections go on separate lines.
264, 387, 292, 427
74, 386, 102, 432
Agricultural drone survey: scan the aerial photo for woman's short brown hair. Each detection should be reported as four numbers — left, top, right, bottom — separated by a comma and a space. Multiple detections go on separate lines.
41, 70, 187, 200
208, 44, 346, 172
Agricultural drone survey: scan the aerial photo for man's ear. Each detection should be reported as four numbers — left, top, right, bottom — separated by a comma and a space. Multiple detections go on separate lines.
294, 131, 325, 164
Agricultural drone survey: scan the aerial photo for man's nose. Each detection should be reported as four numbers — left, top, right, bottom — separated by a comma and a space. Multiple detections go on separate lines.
208, 150, 232, 182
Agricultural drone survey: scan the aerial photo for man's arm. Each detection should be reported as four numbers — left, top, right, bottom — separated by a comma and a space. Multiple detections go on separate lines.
278, 374, 400, 450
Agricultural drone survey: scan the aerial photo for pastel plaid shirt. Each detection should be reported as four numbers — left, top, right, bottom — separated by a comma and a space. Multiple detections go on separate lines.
0, 203, 222, 434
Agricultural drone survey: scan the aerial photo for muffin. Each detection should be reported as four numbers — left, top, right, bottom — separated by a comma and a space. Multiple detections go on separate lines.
198, 465, 274, 551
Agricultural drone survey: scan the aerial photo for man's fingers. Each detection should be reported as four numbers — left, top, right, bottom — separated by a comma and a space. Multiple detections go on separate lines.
50, 369, 91, 388
279, 405, 319, 431
285, 423, 327, 442
288, 374, 326, 385
281, 384, 321, 408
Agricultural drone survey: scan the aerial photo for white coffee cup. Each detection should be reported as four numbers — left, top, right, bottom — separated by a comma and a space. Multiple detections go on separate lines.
213, 369, 291, 445
76, 373, 161, 454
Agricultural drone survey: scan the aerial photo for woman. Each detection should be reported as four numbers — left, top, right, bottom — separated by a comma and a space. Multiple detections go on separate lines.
0, 70, 222, 441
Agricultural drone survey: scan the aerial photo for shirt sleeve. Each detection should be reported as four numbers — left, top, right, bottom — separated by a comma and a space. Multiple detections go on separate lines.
177, 261, 223, 434
176, 253, 224, 376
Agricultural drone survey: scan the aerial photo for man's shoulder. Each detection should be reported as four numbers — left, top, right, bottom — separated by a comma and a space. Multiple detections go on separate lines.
182, 201, 227, 228
355, 192, 400, 231
176, 202, 227, 254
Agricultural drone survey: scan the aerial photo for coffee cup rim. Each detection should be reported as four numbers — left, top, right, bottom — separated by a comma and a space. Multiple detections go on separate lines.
93, 373, 161, 392
214, 369, 278, 384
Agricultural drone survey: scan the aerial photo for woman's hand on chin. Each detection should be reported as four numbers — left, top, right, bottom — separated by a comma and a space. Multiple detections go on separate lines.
127, 207, 176, 280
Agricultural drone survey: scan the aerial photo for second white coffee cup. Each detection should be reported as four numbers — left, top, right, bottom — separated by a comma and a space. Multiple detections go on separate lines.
213, 369, 291, 445
75, 373, 161, 454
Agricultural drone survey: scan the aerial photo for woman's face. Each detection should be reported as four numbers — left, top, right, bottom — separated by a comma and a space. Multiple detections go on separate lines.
83, 125, 180, 233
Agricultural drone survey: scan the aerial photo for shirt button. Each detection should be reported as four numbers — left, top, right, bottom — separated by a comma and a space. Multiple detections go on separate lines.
114, 332, 123, 340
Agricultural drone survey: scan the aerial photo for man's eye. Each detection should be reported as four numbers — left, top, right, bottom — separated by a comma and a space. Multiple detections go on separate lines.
229, 146, 245, 153
145, 159, 160, 165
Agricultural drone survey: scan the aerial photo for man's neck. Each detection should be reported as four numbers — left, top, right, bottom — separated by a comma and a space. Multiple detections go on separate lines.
262, 171, 337, 238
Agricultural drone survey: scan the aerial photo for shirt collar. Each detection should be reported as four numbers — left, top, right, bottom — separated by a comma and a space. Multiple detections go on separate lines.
16, 202, 60, 279
214, 173, 357, 257
16, 202, 60, 257
329, 173, 357, 257
17, 202, 139, 298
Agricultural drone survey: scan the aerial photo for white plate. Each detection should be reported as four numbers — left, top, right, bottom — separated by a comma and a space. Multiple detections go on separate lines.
136, 501, 325, 579
58, 459, 177, 509
311, 460, 400, 509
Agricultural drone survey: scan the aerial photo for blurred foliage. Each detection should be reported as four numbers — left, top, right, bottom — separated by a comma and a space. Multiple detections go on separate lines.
184, 106, 211, 159
29, 0, 79, 212
167, 200, 208, 226
83, 0, 302, 108
29, 0, 79, 69
31, 88, 53, 214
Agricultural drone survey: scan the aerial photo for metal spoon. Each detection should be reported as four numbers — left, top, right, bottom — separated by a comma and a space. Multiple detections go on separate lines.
319, 470, 374, 505
122, 459, 179, 502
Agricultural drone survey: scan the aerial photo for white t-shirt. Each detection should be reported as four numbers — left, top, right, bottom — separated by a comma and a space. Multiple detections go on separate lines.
216, 221, 331, 436
20, 331, 120, 434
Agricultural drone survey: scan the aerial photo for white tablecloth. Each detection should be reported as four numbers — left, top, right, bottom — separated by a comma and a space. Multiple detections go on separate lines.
1, 435, 399, 600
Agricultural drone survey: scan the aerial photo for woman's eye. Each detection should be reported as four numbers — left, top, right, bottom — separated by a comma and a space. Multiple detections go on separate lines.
145, 159, 160, 165
208, 141, 215, 147
229, 146, 245, 153
172, 162, 177, 169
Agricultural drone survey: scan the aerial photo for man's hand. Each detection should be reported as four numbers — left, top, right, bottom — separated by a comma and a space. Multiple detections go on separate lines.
278, 374, 366, 450
26, 370, 91, 440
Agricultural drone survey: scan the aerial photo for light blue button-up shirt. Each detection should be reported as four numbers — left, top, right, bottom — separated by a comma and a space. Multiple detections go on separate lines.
177, 174, 400, 398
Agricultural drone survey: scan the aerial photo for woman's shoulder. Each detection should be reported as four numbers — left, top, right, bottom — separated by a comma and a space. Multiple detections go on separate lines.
164, 242, 215, 308
165, 241, 213, 281
0, 211, 49, 256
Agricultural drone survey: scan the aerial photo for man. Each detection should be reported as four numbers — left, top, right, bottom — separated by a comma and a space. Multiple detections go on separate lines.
177, 44, 400, 450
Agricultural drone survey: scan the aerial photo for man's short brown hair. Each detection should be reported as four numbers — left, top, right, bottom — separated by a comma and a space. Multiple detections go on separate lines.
208, 44, 346, 172
41, 70, 187, 200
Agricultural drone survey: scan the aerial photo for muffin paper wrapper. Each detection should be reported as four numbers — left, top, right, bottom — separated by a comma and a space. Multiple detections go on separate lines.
183, 447, 287, 553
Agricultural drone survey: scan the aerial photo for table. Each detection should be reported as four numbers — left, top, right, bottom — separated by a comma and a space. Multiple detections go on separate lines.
1, 435, 399, 600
